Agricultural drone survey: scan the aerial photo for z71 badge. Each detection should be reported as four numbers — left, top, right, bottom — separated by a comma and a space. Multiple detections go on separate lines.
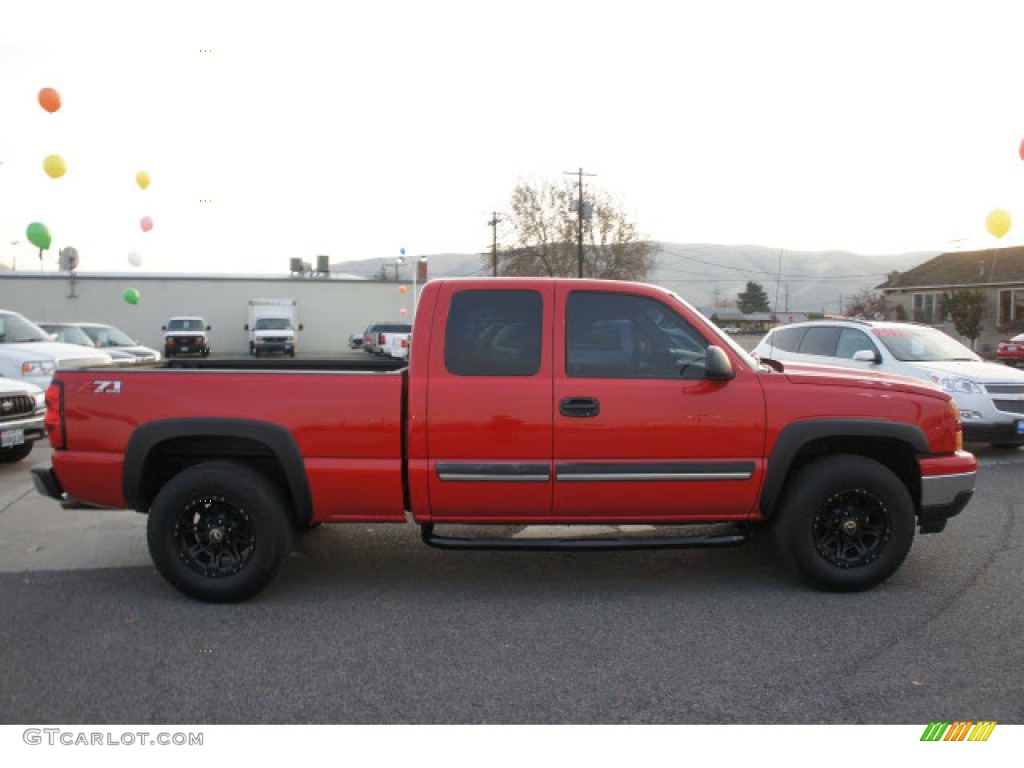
79, 380, 122, 394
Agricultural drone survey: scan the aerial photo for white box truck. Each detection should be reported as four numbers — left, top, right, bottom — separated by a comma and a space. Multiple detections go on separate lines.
245, 298, 302, 357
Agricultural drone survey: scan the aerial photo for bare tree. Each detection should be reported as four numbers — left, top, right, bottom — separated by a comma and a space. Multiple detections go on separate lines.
942, 288, 986, 349
493, 180, 656, 281
845, 288, 886, 319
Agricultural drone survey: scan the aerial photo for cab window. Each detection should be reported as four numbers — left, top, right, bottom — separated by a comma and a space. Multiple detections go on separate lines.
444, 290, 542, 376
566, 291, 707, 379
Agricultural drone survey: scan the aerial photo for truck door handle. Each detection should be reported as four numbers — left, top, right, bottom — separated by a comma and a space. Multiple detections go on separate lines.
559, 397, 600, 418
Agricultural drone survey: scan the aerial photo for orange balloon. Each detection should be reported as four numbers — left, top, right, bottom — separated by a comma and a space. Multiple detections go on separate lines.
399, 285, 408, 294
38, 87, 61, 113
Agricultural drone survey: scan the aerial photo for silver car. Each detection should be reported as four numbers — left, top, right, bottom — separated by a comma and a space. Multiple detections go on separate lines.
754, 319, 1024, 448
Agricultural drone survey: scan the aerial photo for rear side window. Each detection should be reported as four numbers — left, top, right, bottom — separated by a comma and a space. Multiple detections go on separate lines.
767, 327, 806, 353
798, 326, 841, 357
444, 290, 542, 376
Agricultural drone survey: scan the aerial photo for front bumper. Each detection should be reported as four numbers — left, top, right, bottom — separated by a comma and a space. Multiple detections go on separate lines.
0, 414, 46, 442
254, 341, 295, 354
918, 452, 977, 533
962, 420, 1024, 446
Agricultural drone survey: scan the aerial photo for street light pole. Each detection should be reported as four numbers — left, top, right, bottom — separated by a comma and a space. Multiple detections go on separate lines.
413, 256, 428, 315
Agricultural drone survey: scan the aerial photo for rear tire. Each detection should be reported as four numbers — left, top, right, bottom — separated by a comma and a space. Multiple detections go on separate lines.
147, 461, 292, 602
774, 455, 915, 592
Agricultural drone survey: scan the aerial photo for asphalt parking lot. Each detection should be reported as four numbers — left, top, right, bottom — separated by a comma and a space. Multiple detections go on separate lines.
1, 440, 1022, 726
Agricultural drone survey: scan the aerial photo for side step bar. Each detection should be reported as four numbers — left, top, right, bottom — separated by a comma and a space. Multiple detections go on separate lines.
420, 524, 749, 552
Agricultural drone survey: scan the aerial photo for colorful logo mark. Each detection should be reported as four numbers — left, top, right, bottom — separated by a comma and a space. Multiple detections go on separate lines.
920, 721, 997, 742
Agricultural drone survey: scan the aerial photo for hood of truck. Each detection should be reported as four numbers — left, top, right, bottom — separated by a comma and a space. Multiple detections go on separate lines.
0, 342, 113, 368
778, 360, 949, 400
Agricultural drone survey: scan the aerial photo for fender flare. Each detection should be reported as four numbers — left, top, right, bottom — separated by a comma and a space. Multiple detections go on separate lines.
123, 418, 313, 524
760, 419, 928, 519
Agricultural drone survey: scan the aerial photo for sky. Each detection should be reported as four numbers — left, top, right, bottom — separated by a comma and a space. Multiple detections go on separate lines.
1, 0, 1023, 276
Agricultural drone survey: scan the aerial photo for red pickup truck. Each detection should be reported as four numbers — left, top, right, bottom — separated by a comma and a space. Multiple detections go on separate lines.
32, 278, 977, 602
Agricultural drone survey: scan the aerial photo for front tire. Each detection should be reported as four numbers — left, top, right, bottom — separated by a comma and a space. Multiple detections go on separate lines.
0, 443, 33, 463
774, 455, 915, 592
147, 461, 292, 602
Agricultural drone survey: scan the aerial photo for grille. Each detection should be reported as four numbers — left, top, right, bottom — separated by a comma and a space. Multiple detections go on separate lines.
992, 400, 1024, 415
0, 395, 35, 419
985, 384, 1024, 395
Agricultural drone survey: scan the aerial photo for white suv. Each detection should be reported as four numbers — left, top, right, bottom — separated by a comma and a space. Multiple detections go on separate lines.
753, 319, 1024, 448
0, 310, 113, 389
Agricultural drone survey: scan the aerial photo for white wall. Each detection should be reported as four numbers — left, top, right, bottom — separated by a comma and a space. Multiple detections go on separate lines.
0, 273, 420, 356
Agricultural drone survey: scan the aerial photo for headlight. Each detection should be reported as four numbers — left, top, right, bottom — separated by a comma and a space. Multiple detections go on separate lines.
22, 361, 57, 377
930, 374, 983, 395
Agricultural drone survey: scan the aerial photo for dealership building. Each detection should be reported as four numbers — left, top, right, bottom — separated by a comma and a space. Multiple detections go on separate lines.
0, 270, 421, 357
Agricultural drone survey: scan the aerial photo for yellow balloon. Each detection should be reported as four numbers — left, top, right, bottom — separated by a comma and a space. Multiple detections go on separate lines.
136, 171, 151, 190
43, 154, 66, 179
986, 208, 1012, 239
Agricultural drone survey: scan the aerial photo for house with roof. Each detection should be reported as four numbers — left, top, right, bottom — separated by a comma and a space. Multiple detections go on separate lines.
878, 246, 1024, 355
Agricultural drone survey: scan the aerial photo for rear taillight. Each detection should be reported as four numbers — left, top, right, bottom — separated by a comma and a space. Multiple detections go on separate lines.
401, 338, 408, 348
44, 381, 65, 449
951, 401, 963, 452
380, 334, 387, 345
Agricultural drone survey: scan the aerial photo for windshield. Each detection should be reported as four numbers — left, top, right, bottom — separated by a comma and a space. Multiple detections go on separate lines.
254, 318, 292, 331
0, 313, 54, 343
167, 319, 205, 332
872, 326, 979, 362
80, 324, 136, 347
41, 324, 95, 346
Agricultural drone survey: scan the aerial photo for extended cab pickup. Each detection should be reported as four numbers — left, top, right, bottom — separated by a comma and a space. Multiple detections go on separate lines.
32, 278, 977, 602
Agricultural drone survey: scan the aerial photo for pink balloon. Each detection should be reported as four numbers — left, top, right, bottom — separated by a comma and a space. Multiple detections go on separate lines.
140, 216, 154, 232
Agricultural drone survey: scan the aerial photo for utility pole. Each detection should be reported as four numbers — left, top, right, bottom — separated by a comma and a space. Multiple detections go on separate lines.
564, 167, 596, 278
488, 212, 501, 277
774, 249, 783, 312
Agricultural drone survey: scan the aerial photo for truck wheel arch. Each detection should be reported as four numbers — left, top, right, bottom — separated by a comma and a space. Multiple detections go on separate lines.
123, 418, 314, 526
761, 419, 928, 520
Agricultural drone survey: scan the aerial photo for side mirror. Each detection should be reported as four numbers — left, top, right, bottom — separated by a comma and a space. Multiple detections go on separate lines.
299, 324, 304, 331
244, 323, 250, 331
206, 325, 212, 331
705, 346, 735, 381
852, 349, 880, 363
161, 325, 167, 331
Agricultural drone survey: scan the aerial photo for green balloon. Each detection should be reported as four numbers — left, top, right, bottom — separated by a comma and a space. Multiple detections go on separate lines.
26, 221, 51, 250
123, 288, 140, 305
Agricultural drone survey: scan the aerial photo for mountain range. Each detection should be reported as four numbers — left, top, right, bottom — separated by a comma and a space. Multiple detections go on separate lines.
331, 243, 938, 315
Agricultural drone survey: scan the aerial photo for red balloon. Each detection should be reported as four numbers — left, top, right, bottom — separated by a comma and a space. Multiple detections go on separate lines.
1019, 138, 1024, 162
38, 87, 61, 113
140, 216, 154, 232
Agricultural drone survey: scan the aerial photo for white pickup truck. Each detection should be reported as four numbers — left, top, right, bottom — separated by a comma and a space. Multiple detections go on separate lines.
377, 329, 410, 360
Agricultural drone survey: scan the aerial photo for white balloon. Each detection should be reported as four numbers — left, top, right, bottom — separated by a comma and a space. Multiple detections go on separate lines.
127, 251, 142, 267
